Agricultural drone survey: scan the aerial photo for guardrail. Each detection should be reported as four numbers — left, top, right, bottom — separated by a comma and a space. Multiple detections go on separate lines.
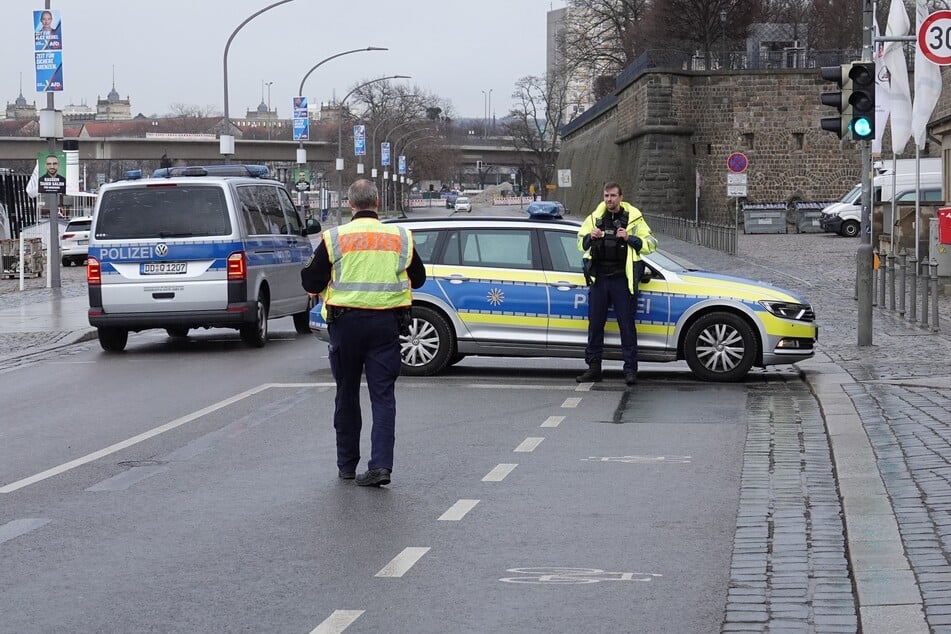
872, 248, 941, 332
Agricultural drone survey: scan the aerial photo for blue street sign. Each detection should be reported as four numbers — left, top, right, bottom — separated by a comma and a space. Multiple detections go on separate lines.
353, 125, 366, 156
293, 96, 309, 141
381, 142, 391, 166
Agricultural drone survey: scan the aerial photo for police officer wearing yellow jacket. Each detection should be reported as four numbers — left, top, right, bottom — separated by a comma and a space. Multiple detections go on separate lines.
301, 179, 426, 487
576, 182, 657, 385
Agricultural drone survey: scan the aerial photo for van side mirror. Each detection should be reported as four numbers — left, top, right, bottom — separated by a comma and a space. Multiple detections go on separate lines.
305, 218, 322, 235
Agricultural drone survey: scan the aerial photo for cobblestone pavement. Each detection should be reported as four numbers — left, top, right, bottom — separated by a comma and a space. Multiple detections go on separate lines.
5, 225, 951, 632
656, 232, 950, 633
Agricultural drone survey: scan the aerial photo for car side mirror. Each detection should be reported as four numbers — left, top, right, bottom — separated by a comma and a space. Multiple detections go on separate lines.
305, 218, 322, 235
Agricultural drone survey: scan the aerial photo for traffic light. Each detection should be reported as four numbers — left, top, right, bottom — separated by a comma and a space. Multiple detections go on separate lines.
847, 61, 875, 141
819, 64, 851, 138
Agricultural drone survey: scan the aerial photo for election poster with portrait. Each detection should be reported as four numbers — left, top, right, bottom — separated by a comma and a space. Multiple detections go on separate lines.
34, 9, 62, 51
37, 151, 67, 194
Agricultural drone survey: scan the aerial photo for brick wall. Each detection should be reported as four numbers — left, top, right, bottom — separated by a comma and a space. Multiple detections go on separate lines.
559, 68, 917, 223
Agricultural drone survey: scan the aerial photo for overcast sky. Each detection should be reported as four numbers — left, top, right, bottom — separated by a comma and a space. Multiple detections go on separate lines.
4, 0, 567, 121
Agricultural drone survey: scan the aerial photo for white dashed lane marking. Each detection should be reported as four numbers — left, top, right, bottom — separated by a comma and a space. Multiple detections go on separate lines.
310, 610, 365, 634
482, 463, 518, 482
438, 499, 480, 521
514, 437, 545, 453
541, 415, 565, 428
561, 397, 582, 408
375, 547, 431, 578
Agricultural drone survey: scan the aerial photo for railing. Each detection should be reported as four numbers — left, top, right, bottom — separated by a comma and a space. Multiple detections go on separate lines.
645, 213, 737, 256
872, 248, 941, 332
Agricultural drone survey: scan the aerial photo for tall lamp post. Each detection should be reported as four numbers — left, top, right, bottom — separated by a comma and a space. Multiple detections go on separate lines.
720, 9, 728, 70
334, 75, 411, 223
396, 134, 441, 217
295, 46, 388, 163
222, 0, 296, 163
264, 80, 273, 140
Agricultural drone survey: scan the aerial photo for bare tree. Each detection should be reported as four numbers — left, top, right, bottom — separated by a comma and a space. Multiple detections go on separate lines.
503, 75, 570, 192
562, 0, 652, 79
166, 103, 221, 118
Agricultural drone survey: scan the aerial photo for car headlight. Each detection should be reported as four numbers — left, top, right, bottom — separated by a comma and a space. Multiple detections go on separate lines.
758, 300, 815, 322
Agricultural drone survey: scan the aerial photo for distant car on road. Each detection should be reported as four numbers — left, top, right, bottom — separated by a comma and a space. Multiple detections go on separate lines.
453, 196, 472, 212
61, 215, 92, 266
445, 191, 460, 209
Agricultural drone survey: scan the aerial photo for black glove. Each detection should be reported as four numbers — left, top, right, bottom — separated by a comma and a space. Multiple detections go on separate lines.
629, 236, 643, 253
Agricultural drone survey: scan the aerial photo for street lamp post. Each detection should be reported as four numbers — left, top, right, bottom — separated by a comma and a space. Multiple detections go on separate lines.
222, 0, 295, 163
720, 9, 728, 70
295, 46, 388, 164
334, 75, 411, 224
397, 134, 441, 217
265, 80, 273, 140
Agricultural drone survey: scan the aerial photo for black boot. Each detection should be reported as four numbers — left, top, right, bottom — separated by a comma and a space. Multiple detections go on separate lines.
576, 360, 603, 383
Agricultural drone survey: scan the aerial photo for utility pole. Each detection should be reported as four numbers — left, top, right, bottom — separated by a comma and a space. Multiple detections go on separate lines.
856, 0, 874, 346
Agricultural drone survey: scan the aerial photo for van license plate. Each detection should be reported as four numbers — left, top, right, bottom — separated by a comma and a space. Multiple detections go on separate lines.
141, 262, 186, 275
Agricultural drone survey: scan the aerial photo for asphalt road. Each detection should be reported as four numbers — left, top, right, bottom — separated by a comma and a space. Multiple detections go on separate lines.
0, 318, 756, 633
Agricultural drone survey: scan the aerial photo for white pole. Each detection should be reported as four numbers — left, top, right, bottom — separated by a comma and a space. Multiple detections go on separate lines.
915, 145, 921, 262
19, 232, 24, 291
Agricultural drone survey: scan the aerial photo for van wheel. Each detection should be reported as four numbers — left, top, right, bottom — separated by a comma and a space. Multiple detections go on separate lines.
840, 220, 860, 237
166, 328, 189, 338
292, 296, 315, 335
399, 306, 453, 376
240, 297, 269, 347
98, 327, 128, 352
683, 312, 758, 382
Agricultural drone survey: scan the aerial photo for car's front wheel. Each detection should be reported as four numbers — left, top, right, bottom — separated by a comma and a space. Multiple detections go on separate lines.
683, 311, 758, 382
399, 306, 453, 376
840, 220, 860, 237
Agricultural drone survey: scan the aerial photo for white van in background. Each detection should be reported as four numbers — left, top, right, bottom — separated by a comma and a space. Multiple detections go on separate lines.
819, 168, 943, 237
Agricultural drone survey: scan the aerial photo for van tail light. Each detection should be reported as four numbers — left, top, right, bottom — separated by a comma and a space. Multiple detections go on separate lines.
87, 256, 101, 285
227, 252, 246, 280
62, 233, 75, 239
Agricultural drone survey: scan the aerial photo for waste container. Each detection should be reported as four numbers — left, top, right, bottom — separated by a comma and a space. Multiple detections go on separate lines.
794, 201, 833, 233
742, 202, 787, 234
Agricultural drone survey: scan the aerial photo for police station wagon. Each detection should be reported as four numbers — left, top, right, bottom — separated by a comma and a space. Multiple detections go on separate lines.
308, 215, 817, 382
87, 165, 321, 352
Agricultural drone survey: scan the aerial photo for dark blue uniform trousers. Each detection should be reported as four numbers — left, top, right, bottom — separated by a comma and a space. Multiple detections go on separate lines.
585, 272, 638, 373
327, 309, 402, 473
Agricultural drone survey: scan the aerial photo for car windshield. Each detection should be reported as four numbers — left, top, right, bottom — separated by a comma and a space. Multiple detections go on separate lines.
646, 249, 696, 272
840, 184, 862, 204
456, 198, 469, 203
95, 185, 231, 239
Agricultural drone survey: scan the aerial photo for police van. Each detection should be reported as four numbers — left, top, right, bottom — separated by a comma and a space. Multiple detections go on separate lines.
87, 164, 321, 351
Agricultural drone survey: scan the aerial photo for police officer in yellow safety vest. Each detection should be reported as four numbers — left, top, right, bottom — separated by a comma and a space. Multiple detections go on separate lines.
576, 181, 657, 386
301, 179, 426, 487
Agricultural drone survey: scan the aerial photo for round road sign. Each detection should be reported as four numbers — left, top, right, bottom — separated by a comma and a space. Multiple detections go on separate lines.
727, 152, 748, 174
919, 10, 951, 66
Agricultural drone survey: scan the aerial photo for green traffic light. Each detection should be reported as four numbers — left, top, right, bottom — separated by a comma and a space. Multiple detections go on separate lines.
852, 116, 873, 140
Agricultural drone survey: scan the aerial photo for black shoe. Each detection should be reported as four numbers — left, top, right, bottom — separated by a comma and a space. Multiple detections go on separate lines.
356, 468, 392, 487
576, 362, 603, 383
624, 372, 638, 386
338, 470, 356, 480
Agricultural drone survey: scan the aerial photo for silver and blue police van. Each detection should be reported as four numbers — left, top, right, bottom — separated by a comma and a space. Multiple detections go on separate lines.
87, 164, 321, 352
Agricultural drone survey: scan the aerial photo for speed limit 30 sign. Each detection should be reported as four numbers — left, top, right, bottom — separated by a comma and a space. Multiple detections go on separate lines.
919, 10, 951, 66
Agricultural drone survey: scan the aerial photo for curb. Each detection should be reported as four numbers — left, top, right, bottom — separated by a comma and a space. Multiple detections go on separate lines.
801, 353, 928, 633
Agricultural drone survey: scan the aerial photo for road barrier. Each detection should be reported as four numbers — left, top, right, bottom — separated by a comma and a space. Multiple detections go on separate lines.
873, 247, 941, 332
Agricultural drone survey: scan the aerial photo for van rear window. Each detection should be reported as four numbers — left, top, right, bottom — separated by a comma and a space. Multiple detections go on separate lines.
95, 186, 231, 239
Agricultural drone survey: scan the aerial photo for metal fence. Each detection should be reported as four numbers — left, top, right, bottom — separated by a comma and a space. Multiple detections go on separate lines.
645, 213, 737, 256
0, 172, 37, 239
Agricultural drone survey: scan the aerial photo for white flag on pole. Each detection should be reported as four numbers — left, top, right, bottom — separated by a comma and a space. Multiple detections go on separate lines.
884, 0, 912, 153
911, 0, 942, 149
873, 21, 890, 154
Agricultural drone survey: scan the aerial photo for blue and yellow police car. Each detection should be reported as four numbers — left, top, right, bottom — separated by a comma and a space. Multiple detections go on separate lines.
309, 215, 817, 382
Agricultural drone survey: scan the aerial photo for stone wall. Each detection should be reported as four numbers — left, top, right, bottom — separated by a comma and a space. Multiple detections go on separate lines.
559, 68, 910, 222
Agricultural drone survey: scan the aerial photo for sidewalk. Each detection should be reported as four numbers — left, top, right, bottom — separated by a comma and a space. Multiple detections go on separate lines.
2, 223, 951, 632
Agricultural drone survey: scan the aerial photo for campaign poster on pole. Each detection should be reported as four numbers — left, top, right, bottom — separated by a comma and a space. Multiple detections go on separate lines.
353, 125, 366, 156
34, 9, 62, 51
398, 155, 406, 175
37, 151, 67, 194
293, 96, 309, 141
381, 142, 391, 166
293, 167, 311, 192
